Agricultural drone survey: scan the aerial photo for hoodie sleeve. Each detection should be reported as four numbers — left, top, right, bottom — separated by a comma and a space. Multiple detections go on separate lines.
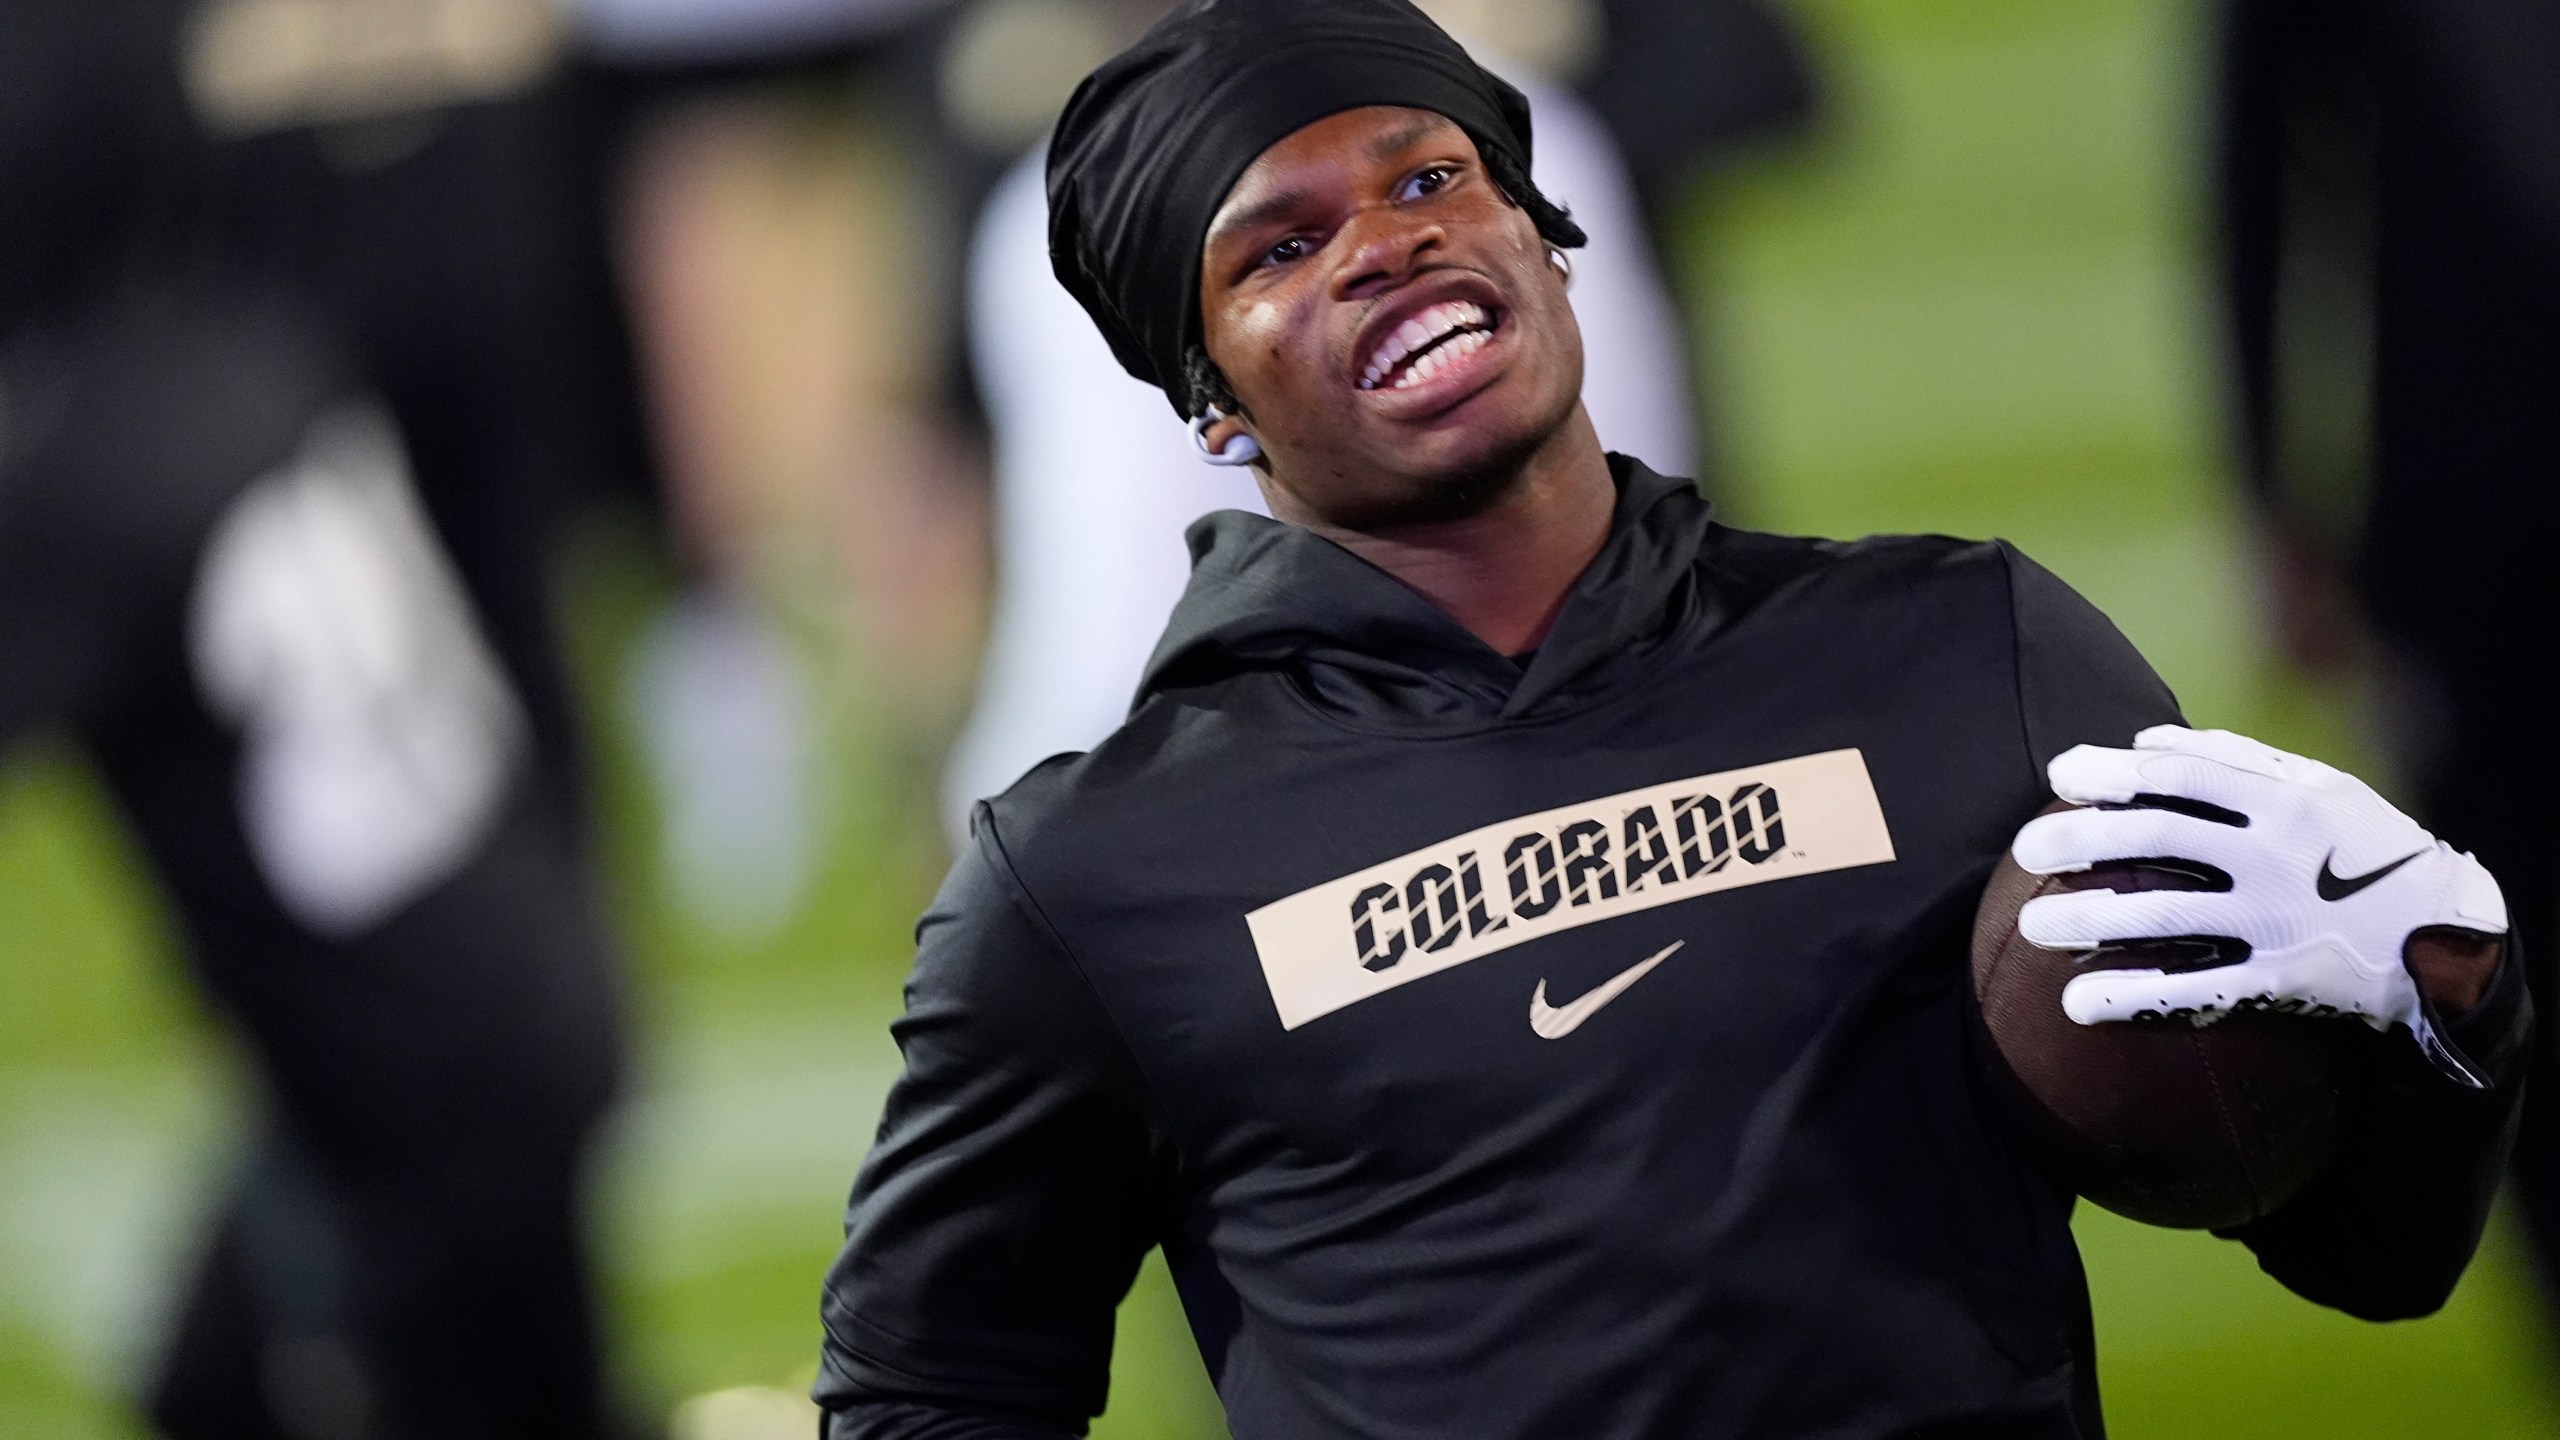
1998, 542, 2184, 770
1997, 541, 2532, 1319
815, 812, 1180, 1438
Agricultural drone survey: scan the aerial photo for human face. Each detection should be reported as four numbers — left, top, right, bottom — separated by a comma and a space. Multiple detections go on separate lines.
1197, 106, 1585, 530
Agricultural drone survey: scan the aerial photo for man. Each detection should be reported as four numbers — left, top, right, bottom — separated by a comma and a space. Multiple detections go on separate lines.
3, 3, 625, 1433
0, 296, 628, 1440
816, 2, 2528, 1434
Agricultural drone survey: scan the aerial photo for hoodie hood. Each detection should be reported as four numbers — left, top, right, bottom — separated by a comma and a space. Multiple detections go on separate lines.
1138, 455, 1717, 730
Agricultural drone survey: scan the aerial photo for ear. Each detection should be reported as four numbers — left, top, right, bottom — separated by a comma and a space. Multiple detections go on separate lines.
1196, 409, 1266, 468
1203, 410, 1254, 450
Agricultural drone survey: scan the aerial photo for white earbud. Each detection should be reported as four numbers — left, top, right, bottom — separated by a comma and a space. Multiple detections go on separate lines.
1190, 408, 1262, 466
1549, 246, 1574, 289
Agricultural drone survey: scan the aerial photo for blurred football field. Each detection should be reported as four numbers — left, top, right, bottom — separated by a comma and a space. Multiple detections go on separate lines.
4, 0, 2557, 1435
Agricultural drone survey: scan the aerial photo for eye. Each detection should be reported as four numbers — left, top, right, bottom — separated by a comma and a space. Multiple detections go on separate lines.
1396, 164, 1457, 202
1262, 234, 1312, 267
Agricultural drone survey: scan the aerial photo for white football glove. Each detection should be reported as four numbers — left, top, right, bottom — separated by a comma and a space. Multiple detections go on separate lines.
2013, 725, 2508, 1087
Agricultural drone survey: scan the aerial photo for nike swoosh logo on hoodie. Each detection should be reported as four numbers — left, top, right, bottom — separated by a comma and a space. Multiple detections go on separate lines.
1530, 941, 1684, 1039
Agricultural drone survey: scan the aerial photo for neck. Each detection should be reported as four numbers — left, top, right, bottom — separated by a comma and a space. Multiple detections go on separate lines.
1267, 407, 1617, 656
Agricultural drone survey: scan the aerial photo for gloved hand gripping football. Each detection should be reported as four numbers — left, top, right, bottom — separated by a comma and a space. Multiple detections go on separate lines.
2012, 725, 2508, 1087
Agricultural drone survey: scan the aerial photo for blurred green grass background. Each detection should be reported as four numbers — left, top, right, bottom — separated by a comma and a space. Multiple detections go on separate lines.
3, 0, 2555, 1435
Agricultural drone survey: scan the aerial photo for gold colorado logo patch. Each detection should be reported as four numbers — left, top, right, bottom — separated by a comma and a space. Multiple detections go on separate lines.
1245, 749, 1896, 1029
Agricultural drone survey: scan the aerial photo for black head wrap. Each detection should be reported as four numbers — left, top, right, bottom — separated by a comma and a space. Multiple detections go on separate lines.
1046, 0, 1583, 418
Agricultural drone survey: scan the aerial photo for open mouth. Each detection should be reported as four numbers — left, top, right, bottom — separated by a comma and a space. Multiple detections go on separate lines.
1357, 299, 1500, 392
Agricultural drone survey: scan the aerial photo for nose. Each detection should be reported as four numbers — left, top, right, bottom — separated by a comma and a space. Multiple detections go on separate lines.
1332, 204, 1442, 299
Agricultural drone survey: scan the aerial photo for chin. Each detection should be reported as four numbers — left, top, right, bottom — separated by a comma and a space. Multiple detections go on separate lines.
1389, 387, 1576, 520
1354, 420, 1554, 527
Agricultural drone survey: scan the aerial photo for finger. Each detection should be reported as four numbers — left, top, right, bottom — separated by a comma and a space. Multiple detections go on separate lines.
2012, 805, 2250, 875
2129, 722, 2200, 752
2115, 749, 2292, 820
2018, 888, 2246, 950
2045, 744, 2151, 806
2131, 725, 2294, 777
2138, 727, 2363, 803
2061, 963, 2280, 1024
2049, 741, 2290, 815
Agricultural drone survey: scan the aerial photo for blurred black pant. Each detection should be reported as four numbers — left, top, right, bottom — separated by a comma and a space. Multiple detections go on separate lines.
2388, 641, 2560, 1309
136, 790, 626, 1440
2218, 0, 2560, 1315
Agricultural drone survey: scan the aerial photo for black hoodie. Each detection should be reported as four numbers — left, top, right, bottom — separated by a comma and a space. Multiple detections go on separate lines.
816, 458, 2529, 1440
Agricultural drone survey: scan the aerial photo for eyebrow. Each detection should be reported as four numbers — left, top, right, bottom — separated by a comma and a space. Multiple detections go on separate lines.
1212, 186, 1315, 244
1362, 113, 1449, 163
1208, 115, 1462, 247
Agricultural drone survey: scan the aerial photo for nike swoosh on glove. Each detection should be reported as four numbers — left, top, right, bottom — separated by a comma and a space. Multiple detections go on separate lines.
2013, 725, 2509, 1087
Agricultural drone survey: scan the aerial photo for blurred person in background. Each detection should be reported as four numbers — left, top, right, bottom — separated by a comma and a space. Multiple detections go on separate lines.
1570, 0, 1816, 231
196, 0, 661, 831
937, 0, 1816, 832
594, 0, 994, 941
4, 0, 635, 1432
2216, 0, 2560, 1310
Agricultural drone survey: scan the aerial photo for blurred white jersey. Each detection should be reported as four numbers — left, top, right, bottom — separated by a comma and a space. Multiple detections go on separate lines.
943, 72, 1695, 840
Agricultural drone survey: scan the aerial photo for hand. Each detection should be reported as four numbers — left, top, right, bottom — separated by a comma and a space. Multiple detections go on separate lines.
2012, 725, 2509, 1087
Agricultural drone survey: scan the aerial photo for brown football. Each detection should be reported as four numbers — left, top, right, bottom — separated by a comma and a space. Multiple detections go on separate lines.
1970, 805, 2361, 1229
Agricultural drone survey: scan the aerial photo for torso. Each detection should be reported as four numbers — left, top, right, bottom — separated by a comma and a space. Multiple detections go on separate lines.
994, 532, 2102, 1439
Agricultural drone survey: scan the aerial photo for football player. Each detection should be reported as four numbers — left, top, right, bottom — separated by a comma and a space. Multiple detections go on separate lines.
814, 2, 2528, 1435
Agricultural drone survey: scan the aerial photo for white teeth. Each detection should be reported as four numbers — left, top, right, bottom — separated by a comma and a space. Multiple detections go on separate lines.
1359, 299, 1491, 389
1388, 328, 1489, 390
